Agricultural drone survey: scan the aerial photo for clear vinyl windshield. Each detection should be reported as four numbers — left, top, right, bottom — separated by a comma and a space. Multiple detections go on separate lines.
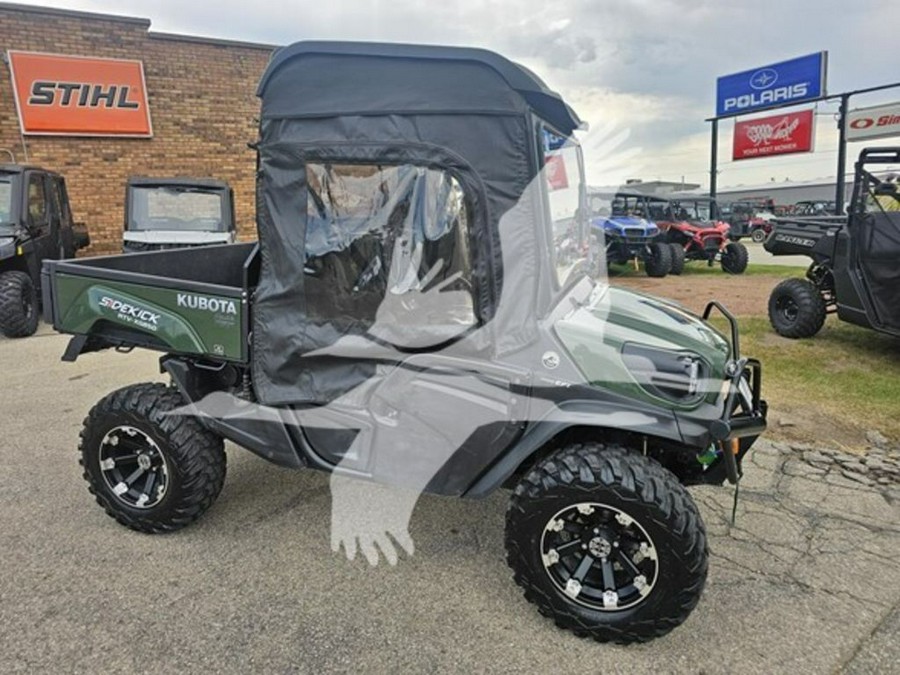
128, 186, 226, 233
543, 127, 586, 287
672, 200, 716, 222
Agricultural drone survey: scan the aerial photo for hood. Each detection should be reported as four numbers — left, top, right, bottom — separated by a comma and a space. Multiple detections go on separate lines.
590, 216, 658, 235
123, 230, 234, 245
553, 284, 731, 407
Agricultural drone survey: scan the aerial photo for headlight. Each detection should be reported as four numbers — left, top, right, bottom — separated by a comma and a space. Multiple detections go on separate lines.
622, 343, 707, 403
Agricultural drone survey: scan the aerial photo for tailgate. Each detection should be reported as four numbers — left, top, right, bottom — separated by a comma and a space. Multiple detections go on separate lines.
43, 261, 247, 362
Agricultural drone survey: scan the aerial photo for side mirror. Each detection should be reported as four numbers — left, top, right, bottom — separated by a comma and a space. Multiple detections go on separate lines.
72, 223, 91, 250
873, 182, 898, 197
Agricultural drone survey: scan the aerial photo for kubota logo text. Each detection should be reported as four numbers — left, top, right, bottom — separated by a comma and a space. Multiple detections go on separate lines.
177, 293, 238, 315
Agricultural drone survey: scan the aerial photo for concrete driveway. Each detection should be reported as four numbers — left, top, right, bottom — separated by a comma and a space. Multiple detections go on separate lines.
1, 327, 898, 673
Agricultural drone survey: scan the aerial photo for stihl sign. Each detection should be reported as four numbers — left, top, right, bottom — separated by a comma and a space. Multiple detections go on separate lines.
732, 109, 815, 161
846, 101, 900, 142
7, 51, 152, 137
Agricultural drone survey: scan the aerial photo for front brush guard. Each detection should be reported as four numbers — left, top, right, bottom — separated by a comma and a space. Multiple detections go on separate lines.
703, 301, 768, 484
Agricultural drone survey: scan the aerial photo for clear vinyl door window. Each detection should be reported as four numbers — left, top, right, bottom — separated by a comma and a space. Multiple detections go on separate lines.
303, 163, 476, 345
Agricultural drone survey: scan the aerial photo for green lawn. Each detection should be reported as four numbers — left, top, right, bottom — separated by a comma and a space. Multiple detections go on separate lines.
607, 263, 807, 278
711, 317, 900, 444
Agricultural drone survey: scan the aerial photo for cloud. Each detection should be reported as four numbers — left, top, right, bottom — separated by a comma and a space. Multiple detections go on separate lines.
504, 14, 599, 69
10, 0, 899, 186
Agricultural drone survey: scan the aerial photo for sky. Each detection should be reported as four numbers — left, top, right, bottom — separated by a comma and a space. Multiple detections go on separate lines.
13, 0, 900, 189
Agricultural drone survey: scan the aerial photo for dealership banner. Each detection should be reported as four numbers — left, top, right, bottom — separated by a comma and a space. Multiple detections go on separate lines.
716, 52, 827, 118
732, 108, 815, 161
846, 102, 900, 142
7, 51, 152, 137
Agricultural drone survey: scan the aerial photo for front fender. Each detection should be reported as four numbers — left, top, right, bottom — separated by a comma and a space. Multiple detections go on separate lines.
461, 399, 683, 498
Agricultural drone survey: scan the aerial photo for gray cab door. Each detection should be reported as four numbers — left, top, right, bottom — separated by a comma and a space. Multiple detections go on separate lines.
296, 354, 530, 496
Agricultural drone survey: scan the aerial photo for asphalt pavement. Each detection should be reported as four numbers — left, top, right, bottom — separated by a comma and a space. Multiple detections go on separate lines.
1, 326, 898, 674
746, 240, 810, 268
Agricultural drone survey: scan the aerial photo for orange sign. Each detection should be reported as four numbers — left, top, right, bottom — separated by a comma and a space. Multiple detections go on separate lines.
8, 51, 152, 137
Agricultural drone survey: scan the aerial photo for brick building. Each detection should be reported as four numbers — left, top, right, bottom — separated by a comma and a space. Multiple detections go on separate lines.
0, 2, 276, 253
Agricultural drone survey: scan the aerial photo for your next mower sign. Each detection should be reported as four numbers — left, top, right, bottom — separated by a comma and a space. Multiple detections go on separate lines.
716, 52, 827, 118
732, 109, 815, 160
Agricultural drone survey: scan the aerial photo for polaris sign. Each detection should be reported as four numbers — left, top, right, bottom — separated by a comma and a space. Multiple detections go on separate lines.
716, 52, 827, 118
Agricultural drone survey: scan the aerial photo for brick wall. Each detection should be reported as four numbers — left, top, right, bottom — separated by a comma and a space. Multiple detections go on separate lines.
0, 3, 274, 253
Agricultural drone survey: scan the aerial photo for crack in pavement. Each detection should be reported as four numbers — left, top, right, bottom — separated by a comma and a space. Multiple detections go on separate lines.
697, 440, 900, 624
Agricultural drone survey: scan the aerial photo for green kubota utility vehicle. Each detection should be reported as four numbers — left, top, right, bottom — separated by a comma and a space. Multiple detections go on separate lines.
43, 42, 766, 644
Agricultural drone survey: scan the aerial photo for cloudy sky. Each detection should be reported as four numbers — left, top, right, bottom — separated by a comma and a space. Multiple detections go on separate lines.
15, 0, 900, 188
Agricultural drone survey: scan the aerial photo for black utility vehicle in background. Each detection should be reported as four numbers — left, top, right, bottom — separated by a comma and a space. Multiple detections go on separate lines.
766, 148, 900, 338
0, 164, 88, 337
123, 177, 235, 252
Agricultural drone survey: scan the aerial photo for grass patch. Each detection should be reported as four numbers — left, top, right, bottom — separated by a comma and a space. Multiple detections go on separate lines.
607, 263, 806, 279
709, 317, 900, 445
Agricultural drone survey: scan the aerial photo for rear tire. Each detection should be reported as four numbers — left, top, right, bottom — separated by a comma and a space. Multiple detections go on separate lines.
0, 270, 39, 338
79, 383, 226, 533
750, 228, 767, 244
644, 242, 672, 278
720, 242, 749, 274
768, 278, 826, 338
668, 243, 685, 276
505, 443, 708, 644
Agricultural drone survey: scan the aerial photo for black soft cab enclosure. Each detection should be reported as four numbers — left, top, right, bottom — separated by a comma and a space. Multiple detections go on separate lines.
253, 41, 582, 405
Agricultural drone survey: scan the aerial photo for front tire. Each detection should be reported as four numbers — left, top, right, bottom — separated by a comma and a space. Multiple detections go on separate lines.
768, 278, 826, 338
79, 383, 226, 533
0, 270, 39, 338
750, 227, 767, 244
668, 243, 686, 276
644, 242, 672, 278
720, 241, 749, 274
505, 444, 708, 644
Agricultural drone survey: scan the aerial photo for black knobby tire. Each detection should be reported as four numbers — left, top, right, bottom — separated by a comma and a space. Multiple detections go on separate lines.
0, 270, 39, 338
505, 444, 708, 644
768, 278, 826, 339
80, 383, 226, 533
750, 227, 767, 244
668, 243, 686, 276
720, 241, 749, 274
644, 242, 672, 278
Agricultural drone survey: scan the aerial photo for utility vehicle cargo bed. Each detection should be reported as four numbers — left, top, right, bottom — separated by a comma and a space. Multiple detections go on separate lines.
42, 243, 258, 362
764, 216, 846, 262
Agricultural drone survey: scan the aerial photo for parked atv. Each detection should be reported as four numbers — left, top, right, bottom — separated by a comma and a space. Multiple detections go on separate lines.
123, 177, 235, 252
766, 148, 900, 339
721, 199, 776, 243
587, 191, 671, 277
658, 198, 748, 274
43, 42, 766, 644
0, 164, 89, 337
